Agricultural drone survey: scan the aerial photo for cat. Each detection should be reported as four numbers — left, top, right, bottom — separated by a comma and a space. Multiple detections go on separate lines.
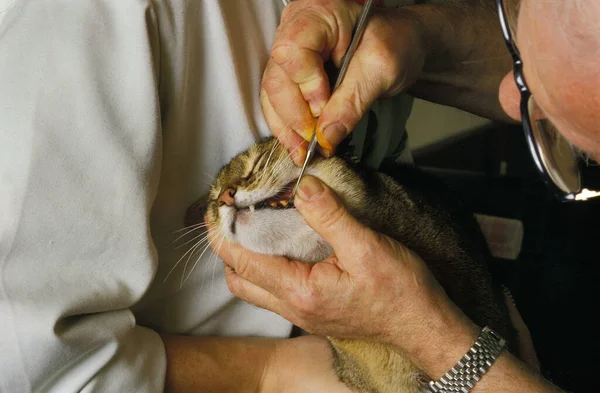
192, 137, 516, 393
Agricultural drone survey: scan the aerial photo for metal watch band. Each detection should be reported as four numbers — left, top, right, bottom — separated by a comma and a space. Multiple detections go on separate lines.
422, 326, 507, 393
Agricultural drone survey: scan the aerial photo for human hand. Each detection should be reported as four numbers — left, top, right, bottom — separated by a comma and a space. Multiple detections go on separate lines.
262, 0, 426, 164
215, 176, 479, 374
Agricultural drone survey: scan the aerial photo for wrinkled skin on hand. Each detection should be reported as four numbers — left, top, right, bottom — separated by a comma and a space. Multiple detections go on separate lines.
261, 0, 426, 164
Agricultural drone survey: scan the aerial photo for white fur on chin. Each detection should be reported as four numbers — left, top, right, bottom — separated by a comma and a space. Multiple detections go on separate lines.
218, 204, 332, 263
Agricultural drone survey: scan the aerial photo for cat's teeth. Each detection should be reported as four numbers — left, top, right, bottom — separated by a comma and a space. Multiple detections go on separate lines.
270, 202, 277, 208
250, 205, 255, 212
280, 200, 288, 207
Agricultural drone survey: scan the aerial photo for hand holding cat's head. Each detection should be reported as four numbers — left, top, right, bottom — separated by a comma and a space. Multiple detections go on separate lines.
205, 138, 367, 262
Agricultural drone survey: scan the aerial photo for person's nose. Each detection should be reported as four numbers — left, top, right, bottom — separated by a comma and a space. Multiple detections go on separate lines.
218, 187, 236, 206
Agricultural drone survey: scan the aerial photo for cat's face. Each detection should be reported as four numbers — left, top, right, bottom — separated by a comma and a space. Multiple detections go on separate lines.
206, 138, 367, 262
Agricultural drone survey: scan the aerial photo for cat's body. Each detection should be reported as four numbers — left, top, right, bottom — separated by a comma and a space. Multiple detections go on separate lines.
201, 137, 515, 393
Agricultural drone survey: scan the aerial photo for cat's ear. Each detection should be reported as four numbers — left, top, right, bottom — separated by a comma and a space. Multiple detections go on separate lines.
185, 195, 209, 227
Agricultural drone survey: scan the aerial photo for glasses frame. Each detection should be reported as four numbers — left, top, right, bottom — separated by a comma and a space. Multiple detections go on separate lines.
495, 0, 582, 202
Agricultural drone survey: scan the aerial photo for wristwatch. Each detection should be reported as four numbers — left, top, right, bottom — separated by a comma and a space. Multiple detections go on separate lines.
418, 326, 507, 393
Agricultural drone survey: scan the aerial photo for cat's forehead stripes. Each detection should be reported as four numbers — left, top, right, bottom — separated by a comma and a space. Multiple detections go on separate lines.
241, 146, 263, 180
208, 139, 283, 202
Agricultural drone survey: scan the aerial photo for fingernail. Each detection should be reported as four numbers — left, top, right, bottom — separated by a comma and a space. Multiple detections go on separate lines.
317, 123, 346, 151
318, 146, 333, 158
296, 176, 324, 201
309, 101, 323, 117
300, 127, 314, 141
291, 146, 306, 166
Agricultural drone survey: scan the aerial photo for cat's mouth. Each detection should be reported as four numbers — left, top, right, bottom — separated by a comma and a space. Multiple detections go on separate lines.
254, 180, 297, 210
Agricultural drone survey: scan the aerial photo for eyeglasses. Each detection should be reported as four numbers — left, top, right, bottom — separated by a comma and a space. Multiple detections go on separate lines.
496, 0, 600, 202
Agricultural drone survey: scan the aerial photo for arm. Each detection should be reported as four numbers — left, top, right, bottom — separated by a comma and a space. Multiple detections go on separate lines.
162, 334, 355, 393
161, 335, 274, 393
407, 1, 515, 122
215, 176, 564, 393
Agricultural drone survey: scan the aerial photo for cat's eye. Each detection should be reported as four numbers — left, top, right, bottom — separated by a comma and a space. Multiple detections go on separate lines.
242, 152, 268, 181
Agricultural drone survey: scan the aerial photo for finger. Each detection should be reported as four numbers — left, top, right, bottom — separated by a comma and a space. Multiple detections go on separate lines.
215, 236, 313, 300
224, 264, 288, 316
316, 59, 387, 152
260, 87, 307, 166
262, 61, 316, 141
273, 1, 351, 115
270, 44, 330, 118
293, 175, 376, 262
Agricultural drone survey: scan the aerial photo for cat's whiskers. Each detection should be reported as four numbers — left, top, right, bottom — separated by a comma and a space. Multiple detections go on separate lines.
171, 223, 209, 244
197, 233, 225, 295
180, 235, 213, 283
182, 232, 223, 288
172, 222, 208, 234
259, 125, 295, 182
199, 236, 219, 293
263, 145, 294, 182
264, 142, 303, 184
259, 138, 281, 182
163, 232, 211, 283
173, 229, 210, 250
203, 171, 216, 181
209, 235, 226, 298
257, 126, 294, 179
179, 236, 212, 289
199, 171, 217, 188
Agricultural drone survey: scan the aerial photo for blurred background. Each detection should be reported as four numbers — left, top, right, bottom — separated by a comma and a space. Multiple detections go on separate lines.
406, 99, 600, 393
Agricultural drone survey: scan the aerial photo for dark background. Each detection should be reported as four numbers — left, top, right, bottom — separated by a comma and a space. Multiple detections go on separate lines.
413, 123, 600, 393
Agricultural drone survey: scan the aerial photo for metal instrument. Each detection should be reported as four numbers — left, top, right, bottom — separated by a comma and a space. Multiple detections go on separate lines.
289, 0, 377, 201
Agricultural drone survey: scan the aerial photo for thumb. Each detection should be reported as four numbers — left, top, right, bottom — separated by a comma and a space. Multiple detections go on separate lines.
315, 60, 386, 156
293, 175, 375, 260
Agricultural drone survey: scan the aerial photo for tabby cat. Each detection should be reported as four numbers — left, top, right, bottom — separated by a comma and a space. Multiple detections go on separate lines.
194, 137, 515, 393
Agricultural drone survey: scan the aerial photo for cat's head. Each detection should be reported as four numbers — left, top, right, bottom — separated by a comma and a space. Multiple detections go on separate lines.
205, 138, 368, 262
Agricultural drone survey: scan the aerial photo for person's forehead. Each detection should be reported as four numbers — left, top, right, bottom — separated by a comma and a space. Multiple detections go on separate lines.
517, 1, 600, 95
517, 1, 600, 157
518, 1, 600, 54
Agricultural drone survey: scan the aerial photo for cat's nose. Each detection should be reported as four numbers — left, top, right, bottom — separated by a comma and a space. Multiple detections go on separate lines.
218, 187, 236, 206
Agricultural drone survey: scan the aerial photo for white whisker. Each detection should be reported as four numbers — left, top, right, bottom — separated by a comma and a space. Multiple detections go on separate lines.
198, 237, 223, 294
172, 225, 210, 245
260, 138, 280, 181
264, 146, 291, 180
209, 236, 226, 298
174, 229, 210, 250
267, 142, 302, 181
163, 234, 211, 283
203, 171, 216, 181
179, 238, 211, 289
181, 233, 222, 288
259, 127, 293, 182
172, 222, 208, 234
